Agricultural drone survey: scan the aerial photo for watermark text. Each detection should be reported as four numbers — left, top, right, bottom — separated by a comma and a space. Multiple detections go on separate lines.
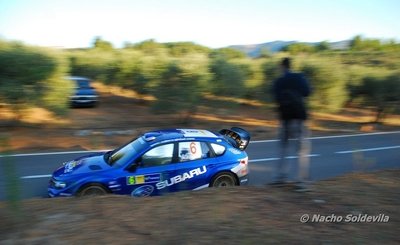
300, 213, 389, 223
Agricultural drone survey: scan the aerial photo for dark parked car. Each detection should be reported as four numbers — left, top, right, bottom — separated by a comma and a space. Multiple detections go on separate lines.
67, 76, 98, 107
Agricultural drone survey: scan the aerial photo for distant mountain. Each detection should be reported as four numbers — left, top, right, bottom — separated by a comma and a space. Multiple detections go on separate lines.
228, 40, 351, 58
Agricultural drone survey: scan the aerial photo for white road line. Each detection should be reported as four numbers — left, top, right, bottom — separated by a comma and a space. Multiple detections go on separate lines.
335, 145, 400, 154
251, 130, 400, 143
251, 139, 279, 143
2, 131, 400, 158
249, 154, 320, 163
249, 157, 279, 162
0, 150, 108, 158
20, 174, 52, 179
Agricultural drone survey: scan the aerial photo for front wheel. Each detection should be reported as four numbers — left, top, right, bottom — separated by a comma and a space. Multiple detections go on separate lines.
211, 172, 237, 187
78, 184, 108, 197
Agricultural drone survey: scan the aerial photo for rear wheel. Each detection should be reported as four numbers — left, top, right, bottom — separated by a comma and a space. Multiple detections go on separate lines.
78, 184, 108, 196
211, 172, 237, 187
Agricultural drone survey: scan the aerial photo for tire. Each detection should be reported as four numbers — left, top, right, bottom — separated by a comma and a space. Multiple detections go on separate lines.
211, 172, 238, 187
78, 184, 109, 197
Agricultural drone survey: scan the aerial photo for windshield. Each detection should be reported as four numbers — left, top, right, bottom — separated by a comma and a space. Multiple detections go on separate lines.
75, 79, 90, 88
107, 137, 148, 168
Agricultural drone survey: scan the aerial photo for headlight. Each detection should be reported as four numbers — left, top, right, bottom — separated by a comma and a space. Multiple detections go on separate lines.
54, 181, 67, 189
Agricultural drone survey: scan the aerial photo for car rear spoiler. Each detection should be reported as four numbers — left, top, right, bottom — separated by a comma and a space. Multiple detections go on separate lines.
219, 127, 251, 151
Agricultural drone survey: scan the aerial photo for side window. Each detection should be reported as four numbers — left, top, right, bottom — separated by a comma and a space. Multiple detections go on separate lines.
178, 142, 210, 162
141, 144, 174, 167
210, 143, 226, 156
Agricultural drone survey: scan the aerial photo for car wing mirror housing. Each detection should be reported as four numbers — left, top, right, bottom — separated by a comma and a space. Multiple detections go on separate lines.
126, 163, 138, 172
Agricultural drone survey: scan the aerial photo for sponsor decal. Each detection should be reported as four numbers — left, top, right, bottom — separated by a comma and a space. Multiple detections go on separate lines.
136, 175, 145, 184
127, 174, 161, 185
228, 148, 242, 155
64, 161, 82, 173
127, 176, 136, 185
156, 166, 207, 190
131, 185, 155, 197
180, 129, 217, 138
145, 174, 161, 182
231, 158, 248, 177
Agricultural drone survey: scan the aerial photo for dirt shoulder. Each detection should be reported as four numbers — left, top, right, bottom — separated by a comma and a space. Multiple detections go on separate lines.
1, 83, 399, 154
1, 169, 398, 244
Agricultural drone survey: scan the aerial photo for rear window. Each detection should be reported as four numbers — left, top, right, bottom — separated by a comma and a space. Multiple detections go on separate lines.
178, 141, 211, 162
210, 143, 226, 156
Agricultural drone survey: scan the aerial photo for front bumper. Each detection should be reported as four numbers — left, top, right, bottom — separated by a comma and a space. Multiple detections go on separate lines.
238, 175, 249, 185
70, 95, 98, 106
48, 188, 73, 197
48, 178, 74, 197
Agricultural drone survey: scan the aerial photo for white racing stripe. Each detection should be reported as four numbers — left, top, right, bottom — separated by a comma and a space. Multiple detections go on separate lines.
335, 145, 400, 154
192, 184, 209, 191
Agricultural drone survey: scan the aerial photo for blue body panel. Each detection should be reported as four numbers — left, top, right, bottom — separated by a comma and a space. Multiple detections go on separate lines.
48, 129, 249, 197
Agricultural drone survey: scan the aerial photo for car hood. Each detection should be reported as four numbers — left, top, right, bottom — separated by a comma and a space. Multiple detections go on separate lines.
53, 152, 110, 177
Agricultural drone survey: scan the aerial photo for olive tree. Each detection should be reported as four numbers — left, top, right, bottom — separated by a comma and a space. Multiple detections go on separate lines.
0, 41, 72, 118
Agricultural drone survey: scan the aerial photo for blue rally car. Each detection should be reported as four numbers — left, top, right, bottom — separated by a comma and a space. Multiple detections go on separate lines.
48, 128, 250, 197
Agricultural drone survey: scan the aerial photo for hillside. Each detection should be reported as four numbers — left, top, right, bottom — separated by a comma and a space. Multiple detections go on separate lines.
228, 40, 351, 57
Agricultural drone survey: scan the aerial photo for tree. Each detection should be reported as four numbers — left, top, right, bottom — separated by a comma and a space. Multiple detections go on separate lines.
356, 74, 400, 122
210, 48, 246, 59
165, 42, 211, 56
151, 62, 202, 124
209, 58, 247, 97
258, 47, 272, 58
281, 43, 315, 54
130, 39, 166, 55
260, 59, 281, 102
92, 36, 113, 50
0, 40, 72, 119
315, 41, 330, 52
350, 35, 383, 51
300, 60, 347, 112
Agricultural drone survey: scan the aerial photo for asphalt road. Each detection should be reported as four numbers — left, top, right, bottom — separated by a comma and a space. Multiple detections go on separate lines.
1, 131, 399, 200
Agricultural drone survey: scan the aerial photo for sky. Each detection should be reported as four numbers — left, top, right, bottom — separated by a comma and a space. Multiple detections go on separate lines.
0, 0, 399, 48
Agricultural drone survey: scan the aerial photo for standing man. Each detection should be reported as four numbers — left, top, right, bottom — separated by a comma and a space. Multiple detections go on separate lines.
272, 57, 312, 191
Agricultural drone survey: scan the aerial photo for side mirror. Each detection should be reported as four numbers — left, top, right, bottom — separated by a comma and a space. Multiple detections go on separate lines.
125, 158, 142, 172
126, 163, 138, 172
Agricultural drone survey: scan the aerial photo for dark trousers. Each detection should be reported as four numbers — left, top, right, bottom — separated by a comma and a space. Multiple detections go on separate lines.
276, 119, 311, 182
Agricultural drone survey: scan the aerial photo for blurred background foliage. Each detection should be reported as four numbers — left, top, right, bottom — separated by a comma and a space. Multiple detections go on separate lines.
0, 40, 72, 118
0, 35, 399, 122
